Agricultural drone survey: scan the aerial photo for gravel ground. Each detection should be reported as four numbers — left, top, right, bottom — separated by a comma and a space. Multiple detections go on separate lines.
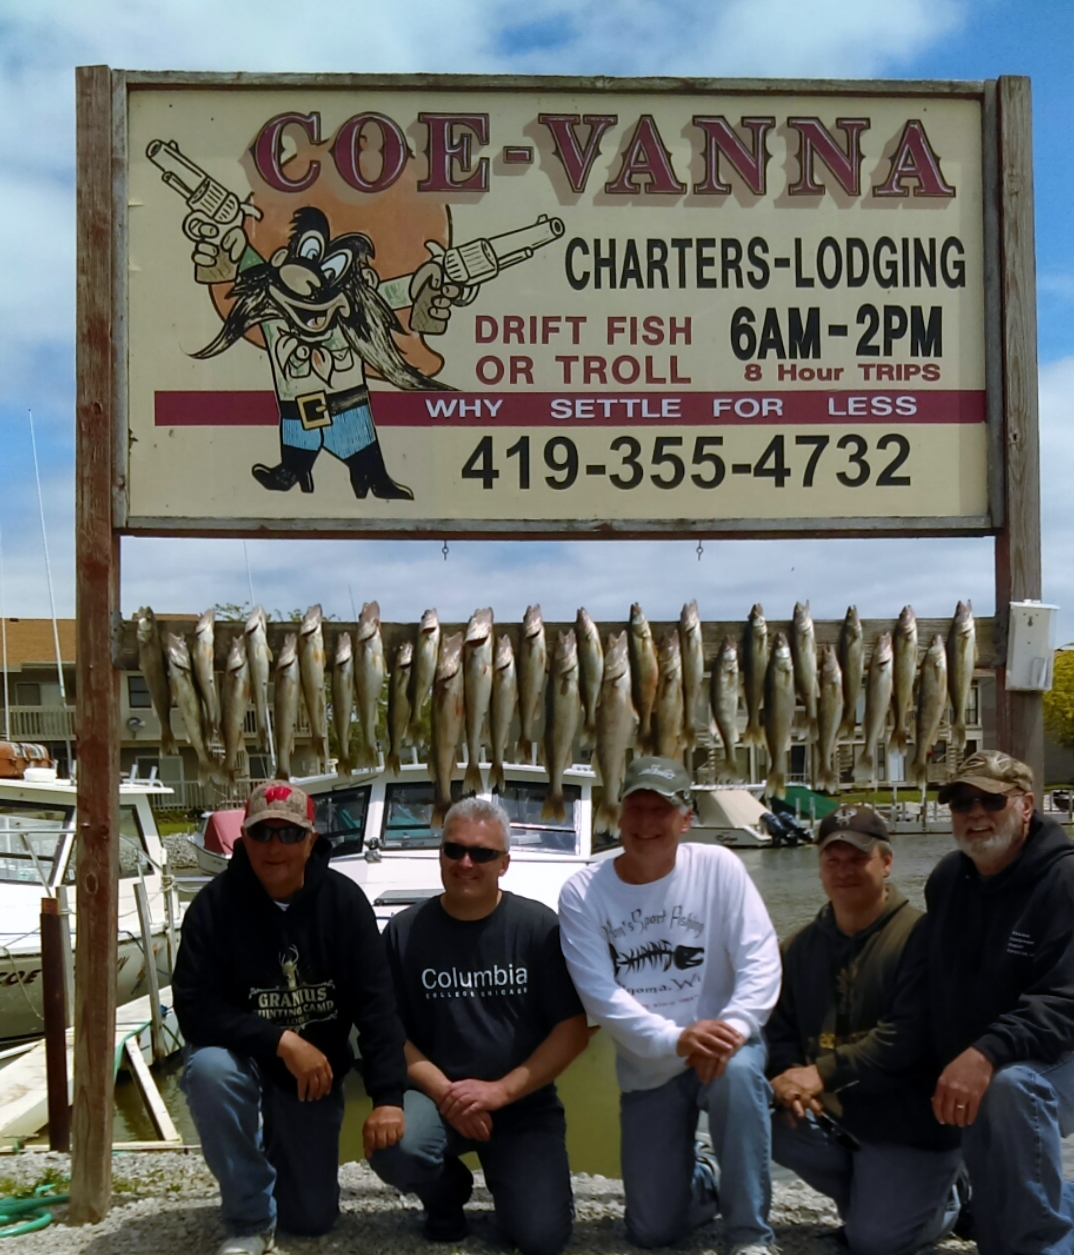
162, 834, 200, 871
0, 1152, 976, 1254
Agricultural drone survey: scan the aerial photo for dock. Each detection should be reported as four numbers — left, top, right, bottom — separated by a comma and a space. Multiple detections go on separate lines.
0, 987, 184, 1147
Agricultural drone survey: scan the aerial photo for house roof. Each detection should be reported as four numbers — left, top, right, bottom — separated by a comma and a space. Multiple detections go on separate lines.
0, 619, 77, 668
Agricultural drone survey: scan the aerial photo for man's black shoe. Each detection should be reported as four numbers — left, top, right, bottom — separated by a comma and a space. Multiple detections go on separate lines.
424, 1210, 468, 1243
344, 442, 414, 500
251, 460, 315, 493
423, 1156, 472, 1242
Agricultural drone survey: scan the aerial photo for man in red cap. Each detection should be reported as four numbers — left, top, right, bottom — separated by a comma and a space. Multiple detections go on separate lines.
174, 781, 406, 1255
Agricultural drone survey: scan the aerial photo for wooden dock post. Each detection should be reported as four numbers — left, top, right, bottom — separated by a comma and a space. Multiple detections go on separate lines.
133, 881, 165, 1061
40, 898, 70, 1153
70, 62, 122, 1224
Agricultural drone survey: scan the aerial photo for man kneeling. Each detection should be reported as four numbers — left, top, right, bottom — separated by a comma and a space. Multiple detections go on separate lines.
174, 782, 406, 1254
767, 806, 962, 1255
369, 796, 589, 1255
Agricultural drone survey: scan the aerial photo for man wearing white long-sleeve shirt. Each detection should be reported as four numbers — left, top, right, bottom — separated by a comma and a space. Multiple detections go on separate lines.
559, 757, 781, 1255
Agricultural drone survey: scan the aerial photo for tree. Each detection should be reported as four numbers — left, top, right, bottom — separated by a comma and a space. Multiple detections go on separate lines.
1043, 650, 1074, 747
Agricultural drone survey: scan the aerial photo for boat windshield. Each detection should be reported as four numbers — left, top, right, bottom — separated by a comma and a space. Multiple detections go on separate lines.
0, 800, 73, 886
381, 782, 461, 850
498, 783, 580, 855
315, 785, 372, 859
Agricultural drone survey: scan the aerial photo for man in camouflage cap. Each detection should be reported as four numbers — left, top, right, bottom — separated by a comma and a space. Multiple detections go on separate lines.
924, 750, 1074, 1254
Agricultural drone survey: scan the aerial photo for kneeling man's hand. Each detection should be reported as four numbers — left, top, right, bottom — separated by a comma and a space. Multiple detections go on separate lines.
438, 1078, 505, 1140
933, 1046, 993, 1127
363, 1104, 405, 1157
677, 1019, 744, 1081
277, 1029, 333, 1101
771, 1065, 825, 1124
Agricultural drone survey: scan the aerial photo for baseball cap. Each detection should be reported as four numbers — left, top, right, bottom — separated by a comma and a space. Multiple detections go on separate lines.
816, 805, 891, 852
620, 756, 693, 807
242, 781, 316, 832
937, 750, 1034, 804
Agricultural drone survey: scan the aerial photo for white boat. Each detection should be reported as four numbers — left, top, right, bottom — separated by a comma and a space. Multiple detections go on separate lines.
186, 762, 619, 929
690, 786, 782, 848
0, 769, 180, 1041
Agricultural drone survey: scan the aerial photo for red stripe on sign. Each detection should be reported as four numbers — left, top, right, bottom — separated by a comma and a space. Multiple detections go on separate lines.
155, 389, 985, 427
155, 392, 279, 426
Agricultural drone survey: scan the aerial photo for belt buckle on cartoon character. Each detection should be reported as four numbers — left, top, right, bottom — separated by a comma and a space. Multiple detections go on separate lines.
297, 391, 332, 431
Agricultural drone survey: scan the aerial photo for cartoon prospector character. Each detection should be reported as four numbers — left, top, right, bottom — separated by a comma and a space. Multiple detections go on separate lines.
148, 139, 564, 504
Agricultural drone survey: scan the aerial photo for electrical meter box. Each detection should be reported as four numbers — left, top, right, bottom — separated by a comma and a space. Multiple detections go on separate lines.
1005, 602, 1060, 692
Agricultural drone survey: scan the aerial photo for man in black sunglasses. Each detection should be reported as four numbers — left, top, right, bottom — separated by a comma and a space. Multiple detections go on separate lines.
174, 781, 406, 1255
923, 750, 1074, 1255
370, 796, 588, 1255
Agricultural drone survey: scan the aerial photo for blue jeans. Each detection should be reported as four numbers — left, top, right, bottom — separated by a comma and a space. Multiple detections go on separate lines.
772, 1113, 962, 1255
180, 1046, 345, 1237
619, 1037, 773, 1249
369, 1088, 573, 1255
961, 1054, 1074, 1255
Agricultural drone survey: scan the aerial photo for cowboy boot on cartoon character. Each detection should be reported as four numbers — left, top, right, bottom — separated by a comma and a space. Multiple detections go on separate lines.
191, 207, 460, 501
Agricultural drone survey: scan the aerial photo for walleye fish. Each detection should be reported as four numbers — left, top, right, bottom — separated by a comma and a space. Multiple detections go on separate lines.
430, 632, 465, 827
135, 607, 177, 755
653, 632, 685, 760
816, 645, 844, 793
297, 605, 327, 762
463, 608, 495, 795
742, 605, 768, 748
947, 600, 977, 751
407, 608, 440, 740
855, 633, 894, 783
386, 640, 413, 778
763, 632, 796, 800
221, 633, 250, 786
542, 630, 581, 822
791, 601, 819, 741
594, 631, 636, 834
192, 609, 221, 747
891, 606, 919, 755
273, 633, 300, 780
163, 631, 213, 782
911, 634, 949, 788
245, 606, 273, 754
837, 607, 864, 740
517, 605, 548, 761
331, 632, 355, 776
354, 602, 386, 771
679, 601, 706, 751
576, 608, 604, 749
629, 603, 659, 753
490, 634, 518, 794
710, 636, 741, 771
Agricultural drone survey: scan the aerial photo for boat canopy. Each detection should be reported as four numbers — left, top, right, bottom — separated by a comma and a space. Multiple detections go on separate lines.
203, 809, 244, 857
693, 788, 769, 830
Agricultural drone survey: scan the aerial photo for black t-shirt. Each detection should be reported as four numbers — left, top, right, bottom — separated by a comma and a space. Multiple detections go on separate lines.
384, 891, 583, 1110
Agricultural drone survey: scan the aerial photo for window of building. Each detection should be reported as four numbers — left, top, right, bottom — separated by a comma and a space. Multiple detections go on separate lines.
15, 682, 41, 707
128, 675, 153, 709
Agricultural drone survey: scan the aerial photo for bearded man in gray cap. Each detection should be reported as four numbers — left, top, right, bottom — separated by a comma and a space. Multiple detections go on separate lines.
559, 757, 781, 1255
923, 749, 1074, 1255
766, 805, 962, 1255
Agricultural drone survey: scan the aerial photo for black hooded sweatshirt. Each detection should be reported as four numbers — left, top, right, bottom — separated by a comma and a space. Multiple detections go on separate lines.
924, 813, 1074, 1069
173, 836, 406, 1105
766, 887, 956, 1149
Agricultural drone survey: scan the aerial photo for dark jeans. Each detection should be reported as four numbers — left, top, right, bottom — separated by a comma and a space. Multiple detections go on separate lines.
370, 1088, 573, 1255
181, 1045, 345, 1237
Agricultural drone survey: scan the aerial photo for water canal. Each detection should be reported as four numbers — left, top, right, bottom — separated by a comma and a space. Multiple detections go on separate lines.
117, 832, 959, 1177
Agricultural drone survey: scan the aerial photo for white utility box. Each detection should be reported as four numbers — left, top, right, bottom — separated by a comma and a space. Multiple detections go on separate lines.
1005, 601, 1060, 692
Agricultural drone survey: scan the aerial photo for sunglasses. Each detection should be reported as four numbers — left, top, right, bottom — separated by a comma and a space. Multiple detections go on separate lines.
947, 791, 1014, 814
246, 823, 310, 845
440, 841, 505, 864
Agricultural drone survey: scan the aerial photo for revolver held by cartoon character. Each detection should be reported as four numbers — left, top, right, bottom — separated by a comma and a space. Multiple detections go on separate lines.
146, 139, 263, 285
408, 215, 565, 335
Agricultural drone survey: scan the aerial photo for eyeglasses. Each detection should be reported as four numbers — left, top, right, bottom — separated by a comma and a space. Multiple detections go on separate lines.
245, 823, 310, 845
440, 841, 505, 864
947, 791, 1015, 814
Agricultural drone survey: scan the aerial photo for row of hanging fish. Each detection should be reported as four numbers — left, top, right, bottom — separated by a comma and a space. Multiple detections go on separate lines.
735, 600, 978, 798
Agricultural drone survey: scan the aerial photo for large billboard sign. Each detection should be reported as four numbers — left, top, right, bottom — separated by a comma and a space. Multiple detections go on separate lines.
119, 76, 995, 537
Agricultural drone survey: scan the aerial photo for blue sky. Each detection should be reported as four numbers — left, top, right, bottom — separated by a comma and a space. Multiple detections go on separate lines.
0, 0, 1071, 634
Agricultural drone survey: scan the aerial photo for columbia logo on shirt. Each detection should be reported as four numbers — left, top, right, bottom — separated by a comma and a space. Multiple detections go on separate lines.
421, 964, 529, 997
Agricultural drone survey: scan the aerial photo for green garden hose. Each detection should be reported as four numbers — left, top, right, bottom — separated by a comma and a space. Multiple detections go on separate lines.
0, 1183, 69, 1238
